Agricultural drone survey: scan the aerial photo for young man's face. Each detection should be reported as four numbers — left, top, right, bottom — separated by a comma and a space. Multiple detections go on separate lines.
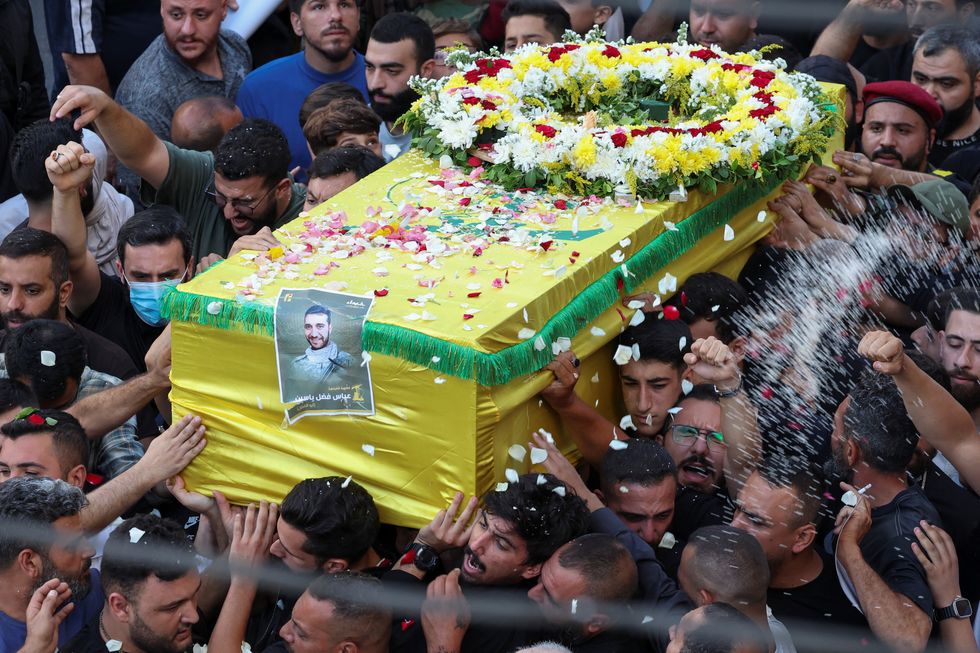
161, 0, 226, 66
461, 510, 540, 585
906, 0, 967, 39
365, 38, 426, 123
280, 593, 344, 653
304, 312, 332, 350
911, 47, 978, 135
120, 572, 201, 653
860, 102, 932, 171
120, 240, 188, 285
0, 255, 65, 330
618, 359, 683, 437
269, 517, 322, 572
602, 477, 676, 546
504, 15, 560, 51
731, 472, 808, 569
526, 542, 588, 624
291, 0, 360, 64
689, 0, 757, 53
335, 131, 382, 157
0, 432, 77, 485
663, 398, 726, 492
213, 173, 285, 236
941, 309, 980, 411
304, 171, 359, 211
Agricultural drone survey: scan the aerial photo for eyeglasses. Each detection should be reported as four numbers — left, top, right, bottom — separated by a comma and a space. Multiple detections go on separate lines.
670, 424, 726, 449
205, 178, 278, 217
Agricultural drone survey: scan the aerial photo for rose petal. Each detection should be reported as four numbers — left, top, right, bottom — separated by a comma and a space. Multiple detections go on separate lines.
530, 447, 548, 465
724, 224, 735, 241
536, 474, 548, 486
609, 439, 628, 450
682, 379, 694, 395
129, 528, 145, 543
518, 327, 535, 340
552, 486, 566, 497
496, 482, 510, 492
619, 414, 636, 430
505, 468, 519, 483
629, 310, 645, 327
591, 326, 606, 337
613, 345, 633, 365
508, 444, 527, 462
362, 444, 376, 456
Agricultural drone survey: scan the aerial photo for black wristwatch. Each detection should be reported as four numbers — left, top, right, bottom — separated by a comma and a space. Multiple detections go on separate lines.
935, 597, 972, 621
403, 542, 440, 572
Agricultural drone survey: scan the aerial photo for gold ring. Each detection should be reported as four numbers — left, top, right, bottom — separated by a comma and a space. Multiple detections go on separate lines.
826, 174, 837, 184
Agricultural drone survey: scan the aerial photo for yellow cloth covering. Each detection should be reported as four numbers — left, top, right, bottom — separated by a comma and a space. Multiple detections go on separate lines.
167, 86, 844, 526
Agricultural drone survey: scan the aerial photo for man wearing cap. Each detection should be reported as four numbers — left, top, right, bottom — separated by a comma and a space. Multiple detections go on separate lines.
861, 80, 942, 173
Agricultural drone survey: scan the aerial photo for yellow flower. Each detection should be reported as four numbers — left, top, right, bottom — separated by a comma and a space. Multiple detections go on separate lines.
571, 135, 597, 168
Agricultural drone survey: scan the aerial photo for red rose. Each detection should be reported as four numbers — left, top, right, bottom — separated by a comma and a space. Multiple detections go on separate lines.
535, 124, 557, 138
27, 413, 44, 425
663, 305, 681, 320
481, 100, 497, 111
459, 197, 472, 206
462, 96, 480, 105
554, 199, 568, 210
610, 132, 628, 148
749, 105, 778, 118
548, 46, 566, 62
467, 156, 482, 167
602, 45, 621, 58
374, 288, 389, 297
463, 69, 482, 84
690, 48, 718, 60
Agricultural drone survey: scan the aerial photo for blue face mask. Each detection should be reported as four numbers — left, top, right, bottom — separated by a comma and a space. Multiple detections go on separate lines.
126, 272, 186, 327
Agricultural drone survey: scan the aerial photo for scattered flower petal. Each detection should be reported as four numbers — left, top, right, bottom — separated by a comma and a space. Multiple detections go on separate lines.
682, 379, 694, 395
508, 445, 527, 462
505, 468, 520, 483
619, 414, 636, 430
518, 327, 536, 339
590, 326, 606, 337
613, 345, 633, 365
552, 486, 566, 497
723, 224, 735, 241
362, 444, 376, 456
609, 439, 628, 450
530, 447, 548, 465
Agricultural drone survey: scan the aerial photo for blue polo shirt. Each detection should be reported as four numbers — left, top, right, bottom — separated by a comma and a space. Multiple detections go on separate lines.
0, 569, 105, 653
236, 52, 369, 181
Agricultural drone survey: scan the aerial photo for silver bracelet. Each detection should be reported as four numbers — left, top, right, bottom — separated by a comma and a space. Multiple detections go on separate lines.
714, 370, 742, 398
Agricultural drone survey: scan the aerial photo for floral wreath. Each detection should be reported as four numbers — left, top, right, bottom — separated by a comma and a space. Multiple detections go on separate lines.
402, 26, 841, 200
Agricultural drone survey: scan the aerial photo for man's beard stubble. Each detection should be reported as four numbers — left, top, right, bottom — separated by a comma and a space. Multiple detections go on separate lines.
371, 87, 421, 123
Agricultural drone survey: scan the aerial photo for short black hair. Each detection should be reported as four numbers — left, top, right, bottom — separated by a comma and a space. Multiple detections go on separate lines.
280, 476, 380, 565
678, 383, 720, 406
9, 118, 82, 202
482, 473, 590, 565
215, 119, 291, 188
600, 437, 676, 496
944, 287, 980, 324
502, 0, 572, 40
617, 317, 692, 369
299, 82, 367, 129
369, 13, 436, 63
844, 368, 919, 474
101, 514, 198, 600
0, 476, 86, 567
5, 320, 87, 404
557, 533, 637, 602
304, 305, 331, 321
116, 206, 193, 267
0, 379, 38, 414
306, 572, 391, 649
672, 273, 749, 343
755, 457, 822, 528
0, 228, 70, 288
308, 147, 385, 183
685, 525, 770, 605
0, 409, 88, 474
680, 603, 769, 653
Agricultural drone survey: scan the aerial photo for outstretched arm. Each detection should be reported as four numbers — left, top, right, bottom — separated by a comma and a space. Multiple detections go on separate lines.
46, 142, 103, 316
858, 331, 980, 491
540, 351, 627, 467
50, 85, 171, 189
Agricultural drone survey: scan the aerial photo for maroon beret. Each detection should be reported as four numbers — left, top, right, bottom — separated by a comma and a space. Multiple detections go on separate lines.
862, 80, 943, 129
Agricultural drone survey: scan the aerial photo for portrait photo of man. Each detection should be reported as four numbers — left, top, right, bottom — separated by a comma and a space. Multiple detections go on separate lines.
293, 304, 354, 383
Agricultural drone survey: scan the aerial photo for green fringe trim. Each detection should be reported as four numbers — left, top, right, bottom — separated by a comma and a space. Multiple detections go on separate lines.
163, 176, 781, 385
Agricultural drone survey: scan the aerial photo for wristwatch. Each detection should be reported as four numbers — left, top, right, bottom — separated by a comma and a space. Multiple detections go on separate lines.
714, 370, 742, 398
935, 597, 973, 621
401, 542, 440, 573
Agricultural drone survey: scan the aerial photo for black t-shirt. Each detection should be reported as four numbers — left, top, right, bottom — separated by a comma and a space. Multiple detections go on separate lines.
850, 38, 882, 70
850, 486, 940, 616
767, 551, 869, 652
60, 618, 108, 653
860, 41, 914, 83
930, 130, 980, 169
671, 485, 728, 542
77, 272, 164, 373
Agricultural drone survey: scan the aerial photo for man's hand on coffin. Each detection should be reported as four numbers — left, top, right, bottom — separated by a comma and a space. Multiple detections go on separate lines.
622, 292, 664, 314
141, 414, 207, 483
832, 150, 873, 189
230, 500, 279, 570
45, 141, 95, 193
764, 196, 819, 250
530, 430, 604, 513
197, 253, 224, 275
683, 337, 740, 390
416, 492, 479, 554
804, 163, 866, 216
541, 351, 581, 410
167, 473, 217, 514
228, 227, 282, 258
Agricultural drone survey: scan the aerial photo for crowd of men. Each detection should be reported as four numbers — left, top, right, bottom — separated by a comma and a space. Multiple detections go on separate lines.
0, 0, 979, 652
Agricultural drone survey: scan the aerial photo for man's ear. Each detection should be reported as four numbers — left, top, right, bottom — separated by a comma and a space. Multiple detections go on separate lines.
289, 10, 305, 38
420, 58, 437, 79
107, 592, 133, 623
698, 588, 714, 606
592, 5, 612, 26
115, 258, 125, 280
845, 438, 860, 468
584, 612, 610, 637
520, 562, 543, 580
58, 280, 73, 310
927, 127, 936, 151
322, 558, 351, 573
793, 523, 816, 554
17, 549, 43, 580
66, 463, 87, 488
